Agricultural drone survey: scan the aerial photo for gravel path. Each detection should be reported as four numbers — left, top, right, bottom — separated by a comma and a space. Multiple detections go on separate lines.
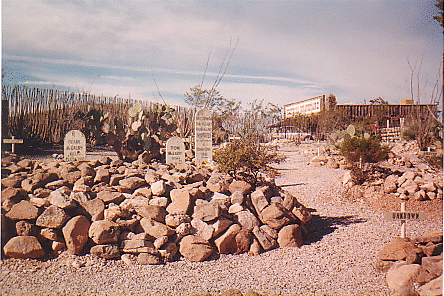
1, 142, 442, 295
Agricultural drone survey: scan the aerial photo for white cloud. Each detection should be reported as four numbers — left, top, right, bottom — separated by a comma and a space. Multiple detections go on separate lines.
2, 0, 441, 107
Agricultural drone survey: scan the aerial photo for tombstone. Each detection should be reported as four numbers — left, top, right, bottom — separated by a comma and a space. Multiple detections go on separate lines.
64, 130, 86, 162
194, 108, 212, 165
166, 136, 185, 165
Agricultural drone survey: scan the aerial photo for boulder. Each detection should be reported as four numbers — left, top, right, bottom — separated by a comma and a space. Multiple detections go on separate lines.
139, 218, 175, 238
251, 189, 269, 214
386, 261, 421, 293
166, 189, 192, 215
175, 222, 193, 237
252, 225, 276, 251
379, 237, 422, 261
88, 220, 120, 244
179, 235, 214, 262
135, 205, 167, 222
3, 236, 45, 258
96, 191, 125, 204
150, 180, 166, 196
278, 224, 303, 248
417, 275, 442, 296
232, 229, 253, 255
211, 218, 233, 237
228, 203, 243, 214
35, 205, 70, 228
164, 213, 191, 227
90, 244, 120, 259
230, 191, 245, 205
137, 253, 162, 265
421, 255, 443, 277
260, 203, 293, 229
384, 175, 398, 194
229, 180, 252, 195
191, 218, 214, 241
193, 201, 222, 222
119, 176, 146, 191
214, 224, 241, 254
79, 199, 105, 221
5, 200, 39, 220
94, 167, 110, 184
49, 190, 77, 209
291, 206, 312, 225
235, 210, 261, 232
62, 216, 90, 254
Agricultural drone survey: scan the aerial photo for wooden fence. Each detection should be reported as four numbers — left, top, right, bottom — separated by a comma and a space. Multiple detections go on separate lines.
2, 85, 192, 148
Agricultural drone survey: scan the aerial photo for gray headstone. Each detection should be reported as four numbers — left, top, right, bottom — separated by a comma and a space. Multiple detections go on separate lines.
166, 136, 185, 165
194, 108, 212, 165
64, 130, 86, 161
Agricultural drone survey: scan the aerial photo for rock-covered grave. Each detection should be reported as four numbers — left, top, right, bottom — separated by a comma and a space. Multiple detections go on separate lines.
1, 150, 312, 264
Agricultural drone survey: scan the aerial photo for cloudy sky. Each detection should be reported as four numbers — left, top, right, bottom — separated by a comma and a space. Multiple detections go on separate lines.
2, 0, 443, 108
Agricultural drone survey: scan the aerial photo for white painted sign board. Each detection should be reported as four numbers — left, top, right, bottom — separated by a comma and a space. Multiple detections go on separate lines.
64, 130, 86, 161
195, 108, 212, 165
166, 136, 185, 165
384, 211, 425, 221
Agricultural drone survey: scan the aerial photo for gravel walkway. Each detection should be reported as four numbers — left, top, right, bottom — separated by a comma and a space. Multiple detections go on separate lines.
1, 142, 442, 295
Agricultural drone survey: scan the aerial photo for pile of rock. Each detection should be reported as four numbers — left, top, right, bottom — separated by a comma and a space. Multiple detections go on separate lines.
382, 170, 443, 201
1, 152, 312, 264
378, 231, 443, 295
308, 155, 348, 169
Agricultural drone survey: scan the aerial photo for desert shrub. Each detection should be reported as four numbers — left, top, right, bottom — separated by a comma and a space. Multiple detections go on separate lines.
338, 135, 391, 164
213, 138, 286, 184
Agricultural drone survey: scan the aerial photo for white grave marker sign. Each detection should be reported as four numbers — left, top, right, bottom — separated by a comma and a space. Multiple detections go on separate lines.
166, 136, 185, 165
64, 130, 86, 161
195, 108, 212, 165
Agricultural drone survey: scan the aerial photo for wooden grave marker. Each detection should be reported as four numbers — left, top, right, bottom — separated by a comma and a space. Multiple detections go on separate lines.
166, 136, 185, 165
194, 108, 212, 166
3, 136, 23, 154
384, 195, 425, 238
64, 130, 86, 162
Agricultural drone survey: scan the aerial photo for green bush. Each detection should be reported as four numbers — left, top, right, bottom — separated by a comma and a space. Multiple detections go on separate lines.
213, 139, 286, 184
338, 135, 391, 164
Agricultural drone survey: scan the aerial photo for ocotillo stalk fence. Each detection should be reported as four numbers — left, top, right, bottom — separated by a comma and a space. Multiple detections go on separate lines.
2, 84, 193, 148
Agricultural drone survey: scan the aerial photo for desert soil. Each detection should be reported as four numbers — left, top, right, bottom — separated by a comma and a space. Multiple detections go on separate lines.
0, 142, 442, 295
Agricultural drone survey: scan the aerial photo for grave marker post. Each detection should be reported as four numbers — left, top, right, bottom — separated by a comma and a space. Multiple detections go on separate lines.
194, 108, 212, 166
64, 130, 86, 162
